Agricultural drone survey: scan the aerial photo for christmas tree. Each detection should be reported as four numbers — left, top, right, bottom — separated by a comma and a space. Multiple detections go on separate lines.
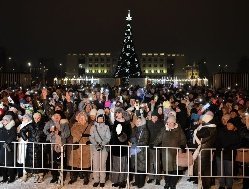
114, 10, 142, 85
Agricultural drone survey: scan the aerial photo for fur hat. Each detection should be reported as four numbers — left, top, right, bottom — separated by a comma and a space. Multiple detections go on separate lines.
2, 115, 13, 122
115, 107, 130, 121
23, 113, 32, 121
114, 107, 124, 114
166, 115, 176, 124
89, 108, 97, 116
201, 111, 214, 123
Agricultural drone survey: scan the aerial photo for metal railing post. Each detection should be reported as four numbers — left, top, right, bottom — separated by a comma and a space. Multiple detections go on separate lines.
60, 144, 64, 187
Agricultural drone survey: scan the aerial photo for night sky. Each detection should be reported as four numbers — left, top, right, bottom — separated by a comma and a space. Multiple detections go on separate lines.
0, 0, 249, 73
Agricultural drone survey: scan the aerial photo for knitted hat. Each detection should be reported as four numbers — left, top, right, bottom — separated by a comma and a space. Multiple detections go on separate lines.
96, 109, 105, 122
89, 108, 97, 116
163, 101, 171, 109
104, 100, 111, 108
168, 110, 176, 117
201, 111, 214, 123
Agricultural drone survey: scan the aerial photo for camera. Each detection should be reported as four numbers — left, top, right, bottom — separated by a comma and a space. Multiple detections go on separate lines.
96, 143, 104, 151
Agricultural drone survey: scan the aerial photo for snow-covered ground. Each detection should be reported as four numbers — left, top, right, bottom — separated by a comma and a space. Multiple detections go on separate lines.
0, 173, 243, 189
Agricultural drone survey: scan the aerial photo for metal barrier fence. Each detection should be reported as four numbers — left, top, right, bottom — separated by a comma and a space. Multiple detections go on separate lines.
0, 141, 249, 188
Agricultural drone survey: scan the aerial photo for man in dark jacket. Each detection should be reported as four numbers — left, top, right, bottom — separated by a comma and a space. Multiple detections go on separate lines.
147, 110, 164, 185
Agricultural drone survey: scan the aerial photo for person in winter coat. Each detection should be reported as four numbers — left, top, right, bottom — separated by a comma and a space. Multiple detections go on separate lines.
67, 111, 91, 185
147, 110, 164, 185
43, 110, 70, 183
130, 114, 149, 188
215, 118, 241, 189
152, 115, 187, 189
89, 109, 111, 188
192, 111, 217, 189
17, 114, 33, 182
20, 112, 46, 183
110, 107, 132, 188
0, 115, 17, 183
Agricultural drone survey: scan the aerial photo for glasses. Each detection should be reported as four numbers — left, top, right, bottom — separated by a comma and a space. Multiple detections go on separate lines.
167, 122, 175, 125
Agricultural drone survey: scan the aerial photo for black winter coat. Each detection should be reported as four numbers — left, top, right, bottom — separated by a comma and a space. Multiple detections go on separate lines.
0, 120, 17, 166
110, 120, 131, 157
20, 121, 46, 173
215, 127, 241, 160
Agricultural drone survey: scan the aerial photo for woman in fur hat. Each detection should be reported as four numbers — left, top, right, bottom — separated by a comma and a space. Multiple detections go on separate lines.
109, 107, 132, 188
67, 111, 91, 185
152, 115, 187, 189
0, 115, 17, 183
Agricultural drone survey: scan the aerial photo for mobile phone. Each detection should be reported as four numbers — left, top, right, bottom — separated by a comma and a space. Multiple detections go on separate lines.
202, 103, 210, 112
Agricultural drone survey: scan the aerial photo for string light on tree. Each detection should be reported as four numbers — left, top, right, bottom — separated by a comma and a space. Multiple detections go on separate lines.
114, 10, 142, 85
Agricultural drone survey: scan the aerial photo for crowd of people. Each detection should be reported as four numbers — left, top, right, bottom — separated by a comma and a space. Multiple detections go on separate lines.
0, 83, 249, 189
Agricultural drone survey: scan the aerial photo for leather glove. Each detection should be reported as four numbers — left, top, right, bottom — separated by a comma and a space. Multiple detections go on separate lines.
82, 133, 90, 137
149, 144, 154, 149
86, 141, 91, 145
180, 145, 186, 153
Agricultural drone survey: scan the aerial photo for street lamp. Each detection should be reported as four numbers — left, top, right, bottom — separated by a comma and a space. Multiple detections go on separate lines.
59, 63, 63, 78
27, 62, 32, 73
